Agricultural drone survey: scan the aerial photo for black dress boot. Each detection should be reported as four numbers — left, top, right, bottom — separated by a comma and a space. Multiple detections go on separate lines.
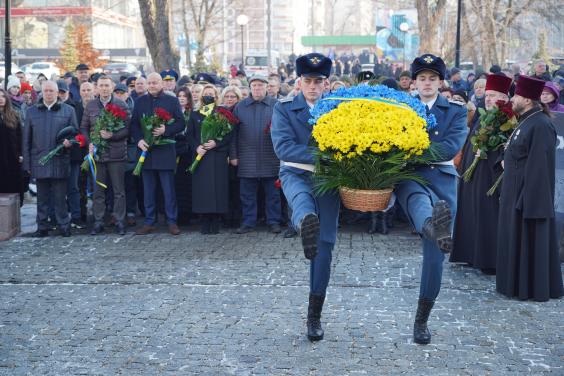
201, 216, 211, 234
307, 294, 325, 342
413, 298, 435, 345
210, 215, 220, 234
421, 200, 452, 253
368, 211, 388, 234
298, 213, 320, 260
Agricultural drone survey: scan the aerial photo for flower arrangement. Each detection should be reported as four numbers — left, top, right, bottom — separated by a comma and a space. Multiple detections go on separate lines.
133, 107, 177, 176
188, 107, 239, 173
310, 85, 436, 211
39, 131, 86, 165
461, 100, 517, 195
80, 103, 127, 171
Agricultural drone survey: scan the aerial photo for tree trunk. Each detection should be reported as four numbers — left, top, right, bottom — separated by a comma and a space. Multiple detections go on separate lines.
137, 0, 180, 73
415, 0, 447, 55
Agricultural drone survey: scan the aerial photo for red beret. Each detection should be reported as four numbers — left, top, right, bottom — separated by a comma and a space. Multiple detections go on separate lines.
485, 74, 512, 94
514, 75, 545, 101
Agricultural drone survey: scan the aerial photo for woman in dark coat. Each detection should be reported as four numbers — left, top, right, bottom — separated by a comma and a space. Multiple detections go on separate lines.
0, 89, 23, 203
188, 85, 235, 234
220, 86, 243, 228
175, 87, 194, 225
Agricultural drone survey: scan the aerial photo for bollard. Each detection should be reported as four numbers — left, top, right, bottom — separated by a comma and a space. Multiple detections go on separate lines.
0, 193, 21, 241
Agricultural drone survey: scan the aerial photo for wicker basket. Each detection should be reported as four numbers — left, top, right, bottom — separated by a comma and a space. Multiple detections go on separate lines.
339, 187, 393, 212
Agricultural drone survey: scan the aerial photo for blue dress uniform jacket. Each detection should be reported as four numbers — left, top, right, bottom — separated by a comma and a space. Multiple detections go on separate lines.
130, 91, 185, 170
395, 94, 468, 300
272, 92, 340, 295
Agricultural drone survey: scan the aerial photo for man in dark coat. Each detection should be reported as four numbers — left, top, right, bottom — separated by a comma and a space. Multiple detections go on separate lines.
130, 73, 185, 235
23, 80, 78, 237
231, 74, 281, 234
450, 74, 513, 274
81, 75, 131, 236
496, 75, 564, 302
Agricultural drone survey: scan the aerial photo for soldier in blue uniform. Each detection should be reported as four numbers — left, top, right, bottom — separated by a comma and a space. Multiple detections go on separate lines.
160, 69, 179, 93
394, 54, 468, 344
271, 53, 340, 342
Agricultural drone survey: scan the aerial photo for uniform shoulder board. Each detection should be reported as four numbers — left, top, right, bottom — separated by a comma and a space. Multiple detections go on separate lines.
279, 95, 295, 104
448, 99, 465, 106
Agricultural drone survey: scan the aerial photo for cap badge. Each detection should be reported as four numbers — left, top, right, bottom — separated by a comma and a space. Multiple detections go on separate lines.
423, 56, 434, 64
310, 56, 321, 65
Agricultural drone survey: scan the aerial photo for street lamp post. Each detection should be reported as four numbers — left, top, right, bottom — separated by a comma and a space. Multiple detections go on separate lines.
4, 0, 11, 89
399, 22, 409, 70
236, 14, 249, 70
455, 0, 462, 67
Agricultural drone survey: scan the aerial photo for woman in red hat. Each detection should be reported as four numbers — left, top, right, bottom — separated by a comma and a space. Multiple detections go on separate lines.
496, 75, 564, 301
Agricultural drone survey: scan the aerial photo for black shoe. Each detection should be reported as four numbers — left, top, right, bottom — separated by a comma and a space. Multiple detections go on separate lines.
413, 299, 434, 345
201, 221, 211, 234
480, 268, 496, 275
234, 225, 254, 234
307, 294, 325, 342
60, 227, 71, 238
269, 224, 282, 234
298, 213, 320, 260
368, 211, 389, 234
34, 229, 49, 238
116, 222, 126, 236
283, 227, 297, 238
90, 223, 104, 236
421, 200, 452, 253
209, 218, 220, 234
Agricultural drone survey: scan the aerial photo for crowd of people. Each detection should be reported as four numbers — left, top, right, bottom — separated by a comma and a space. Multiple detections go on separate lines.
0, 52, 563, 343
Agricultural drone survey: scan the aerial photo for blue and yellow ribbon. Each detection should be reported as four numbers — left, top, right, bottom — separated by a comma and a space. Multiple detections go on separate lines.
84, 146, 107, 197
322, 96, 413, 112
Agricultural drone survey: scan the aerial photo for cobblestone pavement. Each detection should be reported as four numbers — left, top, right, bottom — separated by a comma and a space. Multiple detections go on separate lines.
1, 208, 563, 375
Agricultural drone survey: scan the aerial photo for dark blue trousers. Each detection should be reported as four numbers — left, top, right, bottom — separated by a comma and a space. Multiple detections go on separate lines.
395, 171, 457, 301
142, 170, 177, 225
239, 177, 281, 227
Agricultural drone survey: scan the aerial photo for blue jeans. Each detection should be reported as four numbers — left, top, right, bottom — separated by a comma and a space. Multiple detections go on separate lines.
142, 170, 177, 225
239, 177, 281, 227
67, 162, 81, 221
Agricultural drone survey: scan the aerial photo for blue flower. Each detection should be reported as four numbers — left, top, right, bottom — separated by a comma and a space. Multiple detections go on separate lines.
310, 85, 437, 130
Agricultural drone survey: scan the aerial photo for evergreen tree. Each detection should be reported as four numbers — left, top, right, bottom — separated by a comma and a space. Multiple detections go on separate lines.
59, 21, 79, 72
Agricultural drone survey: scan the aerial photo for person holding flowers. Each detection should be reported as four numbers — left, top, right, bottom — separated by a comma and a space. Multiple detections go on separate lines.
496, 75, 563, 302
22, 80, 78, 237
130, 73, 185, 236
188, 85, 237, 234
80, 75, 131, 236
451, 73, 513, 274
174, 87, 195, 225
271, 53, 338, 342
393, 54, 467, 345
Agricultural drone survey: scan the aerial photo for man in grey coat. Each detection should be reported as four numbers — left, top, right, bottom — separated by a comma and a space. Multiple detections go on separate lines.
23, 80, 78, 237
231, 75, 281, 233
81, 75, 131, 236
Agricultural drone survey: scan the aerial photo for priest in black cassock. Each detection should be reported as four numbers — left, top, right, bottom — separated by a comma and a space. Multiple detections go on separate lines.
451, 74, 513, 274
496, 75, 564, 302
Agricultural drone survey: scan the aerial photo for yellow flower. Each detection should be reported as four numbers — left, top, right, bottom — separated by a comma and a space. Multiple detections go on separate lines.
312, 100, 430, 160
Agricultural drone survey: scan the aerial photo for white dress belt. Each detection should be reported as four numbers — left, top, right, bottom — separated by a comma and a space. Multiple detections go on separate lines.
281, 161, 316, 172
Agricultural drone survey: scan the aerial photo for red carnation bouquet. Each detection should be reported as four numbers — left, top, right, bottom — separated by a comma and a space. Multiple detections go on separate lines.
462, 100, 517, 189
133, 107, 176, 176
188, 107, 239, 174
39, 133, 87, 165
81, 103, 128, 171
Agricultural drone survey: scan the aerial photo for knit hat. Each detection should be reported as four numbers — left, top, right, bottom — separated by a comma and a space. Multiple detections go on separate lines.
7, 76, 21, 90
399, 70, 411, 79
20, 82, 33, 94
